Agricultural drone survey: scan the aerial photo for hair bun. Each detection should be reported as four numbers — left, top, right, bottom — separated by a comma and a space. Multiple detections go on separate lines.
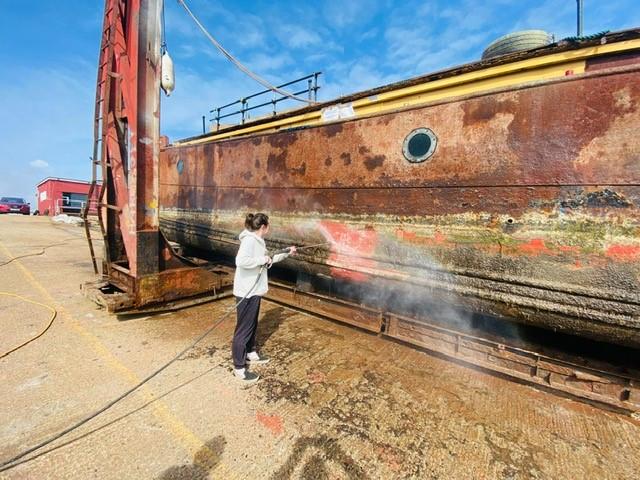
245, 213, 255, 230
244, 212, 269, 231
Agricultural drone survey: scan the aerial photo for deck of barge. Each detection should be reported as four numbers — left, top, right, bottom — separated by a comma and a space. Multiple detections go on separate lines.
1, 215, 639, 479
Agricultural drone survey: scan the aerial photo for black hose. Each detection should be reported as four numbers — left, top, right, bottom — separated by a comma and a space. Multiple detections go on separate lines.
0, 266, 265, 472
0, 239, 88, 267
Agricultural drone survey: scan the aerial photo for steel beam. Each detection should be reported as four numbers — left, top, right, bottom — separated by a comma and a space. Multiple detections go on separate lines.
84, 0, 231, 310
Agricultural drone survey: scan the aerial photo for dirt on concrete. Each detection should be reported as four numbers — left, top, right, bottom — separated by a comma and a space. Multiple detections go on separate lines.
0, 215, 639, 479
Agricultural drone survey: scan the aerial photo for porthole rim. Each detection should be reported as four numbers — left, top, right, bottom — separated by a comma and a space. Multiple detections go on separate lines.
402, 127, 437, 163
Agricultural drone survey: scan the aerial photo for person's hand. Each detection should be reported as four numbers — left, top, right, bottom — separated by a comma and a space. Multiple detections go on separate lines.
288, 246, 297, 255
263, 256, 273, 267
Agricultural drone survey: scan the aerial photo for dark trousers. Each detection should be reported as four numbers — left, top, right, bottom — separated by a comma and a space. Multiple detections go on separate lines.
232, 295, 261, 369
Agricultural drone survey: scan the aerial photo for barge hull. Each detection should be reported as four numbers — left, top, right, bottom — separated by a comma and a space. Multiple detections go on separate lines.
159, 42, 640, 347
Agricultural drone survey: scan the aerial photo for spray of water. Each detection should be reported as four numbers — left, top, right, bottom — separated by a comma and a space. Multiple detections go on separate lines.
281, 216, 485, 334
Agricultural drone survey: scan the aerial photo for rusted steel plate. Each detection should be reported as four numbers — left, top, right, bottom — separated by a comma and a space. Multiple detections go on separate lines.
135, 265, 234, 306
586, 50, 640, 71
266, 282, 383, 333
384, 314, 640, 413
159, 62, 640, 347
159, 184, 640, 216
164, 71, 640, 188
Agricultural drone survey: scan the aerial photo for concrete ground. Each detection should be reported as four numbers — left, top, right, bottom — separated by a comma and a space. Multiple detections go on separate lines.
0, 214, 639, 479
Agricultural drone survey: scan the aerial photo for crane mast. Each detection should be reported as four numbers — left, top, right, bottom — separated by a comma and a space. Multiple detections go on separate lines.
83, 0, 231, 312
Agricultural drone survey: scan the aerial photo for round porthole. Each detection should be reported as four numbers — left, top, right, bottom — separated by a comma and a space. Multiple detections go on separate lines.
402, 128, 437, 163
176, 158, 184, 174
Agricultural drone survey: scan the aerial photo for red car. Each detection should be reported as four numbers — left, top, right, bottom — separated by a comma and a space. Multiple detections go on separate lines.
0, 197, 30, 215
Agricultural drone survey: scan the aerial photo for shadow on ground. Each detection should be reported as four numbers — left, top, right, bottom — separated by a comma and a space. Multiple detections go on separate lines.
257, 306, 296, 346
270, 434, 367, 480
156, 435, 226, 480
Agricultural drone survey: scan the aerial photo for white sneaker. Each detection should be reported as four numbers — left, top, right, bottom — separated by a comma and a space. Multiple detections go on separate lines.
246, 351, 270, 364
233, 368, 259, 383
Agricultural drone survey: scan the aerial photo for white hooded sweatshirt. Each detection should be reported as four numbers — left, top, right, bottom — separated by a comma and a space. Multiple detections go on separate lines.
233, 229, 289, 298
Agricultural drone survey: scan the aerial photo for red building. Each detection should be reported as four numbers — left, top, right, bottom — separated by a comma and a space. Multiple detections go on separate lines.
36, 177, 100, 216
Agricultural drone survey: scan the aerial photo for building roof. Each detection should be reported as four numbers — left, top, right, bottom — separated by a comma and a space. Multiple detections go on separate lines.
36, 177, 102, 188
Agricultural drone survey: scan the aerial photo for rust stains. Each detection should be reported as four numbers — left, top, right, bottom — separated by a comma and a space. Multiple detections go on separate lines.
559, 189, 633, 209
268, 132, 298, 149
357, 145, 385, 171
324, 123, 343, 138
202, 143, 215, 160
290, 162, 307, 176
462, 97, 517, 125
517, 75, 640, 183
267, 152, 287, 175
364, 155, 385, 171
207, 185, 640, 217
159, 65, 640, 347
377, 115, 394, 126
573, 81, 640, 181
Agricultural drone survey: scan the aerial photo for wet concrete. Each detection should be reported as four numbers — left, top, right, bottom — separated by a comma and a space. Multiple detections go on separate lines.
0, 215, 639, 479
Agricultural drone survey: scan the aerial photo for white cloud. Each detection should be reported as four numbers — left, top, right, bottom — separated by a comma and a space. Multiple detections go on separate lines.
321, 57, 402, 101
275, 24, 323, 49
360, 28, 379, 41
161, 68, 259, 139
29, 159, 49, 169
246, 52, 293, 73
0, 63, 94, 202
510, 0, 576, 39
323, 0, 382, 29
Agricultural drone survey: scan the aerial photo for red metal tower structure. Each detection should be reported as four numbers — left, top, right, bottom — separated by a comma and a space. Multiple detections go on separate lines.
84, 0, 230, 312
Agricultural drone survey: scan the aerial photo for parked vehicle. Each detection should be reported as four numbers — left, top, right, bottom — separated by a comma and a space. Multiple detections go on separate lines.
0, 197, 30, 215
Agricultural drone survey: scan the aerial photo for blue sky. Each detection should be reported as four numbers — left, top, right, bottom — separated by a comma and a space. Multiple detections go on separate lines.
1, 0, 638, 203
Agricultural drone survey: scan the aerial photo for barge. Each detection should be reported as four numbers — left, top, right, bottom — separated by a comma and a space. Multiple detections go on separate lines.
159, 29, 640, 347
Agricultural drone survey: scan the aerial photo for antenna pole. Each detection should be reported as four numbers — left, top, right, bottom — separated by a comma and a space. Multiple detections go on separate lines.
576, 0, 583, 37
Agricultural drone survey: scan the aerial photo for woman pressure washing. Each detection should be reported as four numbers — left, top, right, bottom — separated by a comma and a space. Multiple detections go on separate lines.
232, 213, 296, 383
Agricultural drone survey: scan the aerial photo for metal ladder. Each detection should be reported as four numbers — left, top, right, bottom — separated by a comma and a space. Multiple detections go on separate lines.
83, 0, 117, 275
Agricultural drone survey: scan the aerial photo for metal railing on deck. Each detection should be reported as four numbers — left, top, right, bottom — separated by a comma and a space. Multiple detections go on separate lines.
207, 72, 321, 133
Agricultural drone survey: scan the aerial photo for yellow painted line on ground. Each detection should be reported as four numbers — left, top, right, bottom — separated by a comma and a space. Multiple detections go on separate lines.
0, 239, 238, 479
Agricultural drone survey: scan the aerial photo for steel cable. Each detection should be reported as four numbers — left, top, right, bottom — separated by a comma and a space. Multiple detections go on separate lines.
0, 237, 99, 267
176, 0, 316, 105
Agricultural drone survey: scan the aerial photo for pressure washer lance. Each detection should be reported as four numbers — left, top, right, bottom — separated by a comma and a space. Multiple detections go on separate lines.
269, 242, 331, 257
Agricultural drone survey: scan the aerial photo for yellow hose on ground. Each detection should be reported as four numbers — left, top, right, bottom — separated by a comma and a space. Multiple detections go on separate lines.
0, 292, 57, 359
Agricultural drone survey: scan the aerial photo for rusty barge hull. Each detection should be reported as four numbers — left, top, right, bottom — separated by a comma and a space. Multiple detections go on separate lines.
159, 31, 640, 347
